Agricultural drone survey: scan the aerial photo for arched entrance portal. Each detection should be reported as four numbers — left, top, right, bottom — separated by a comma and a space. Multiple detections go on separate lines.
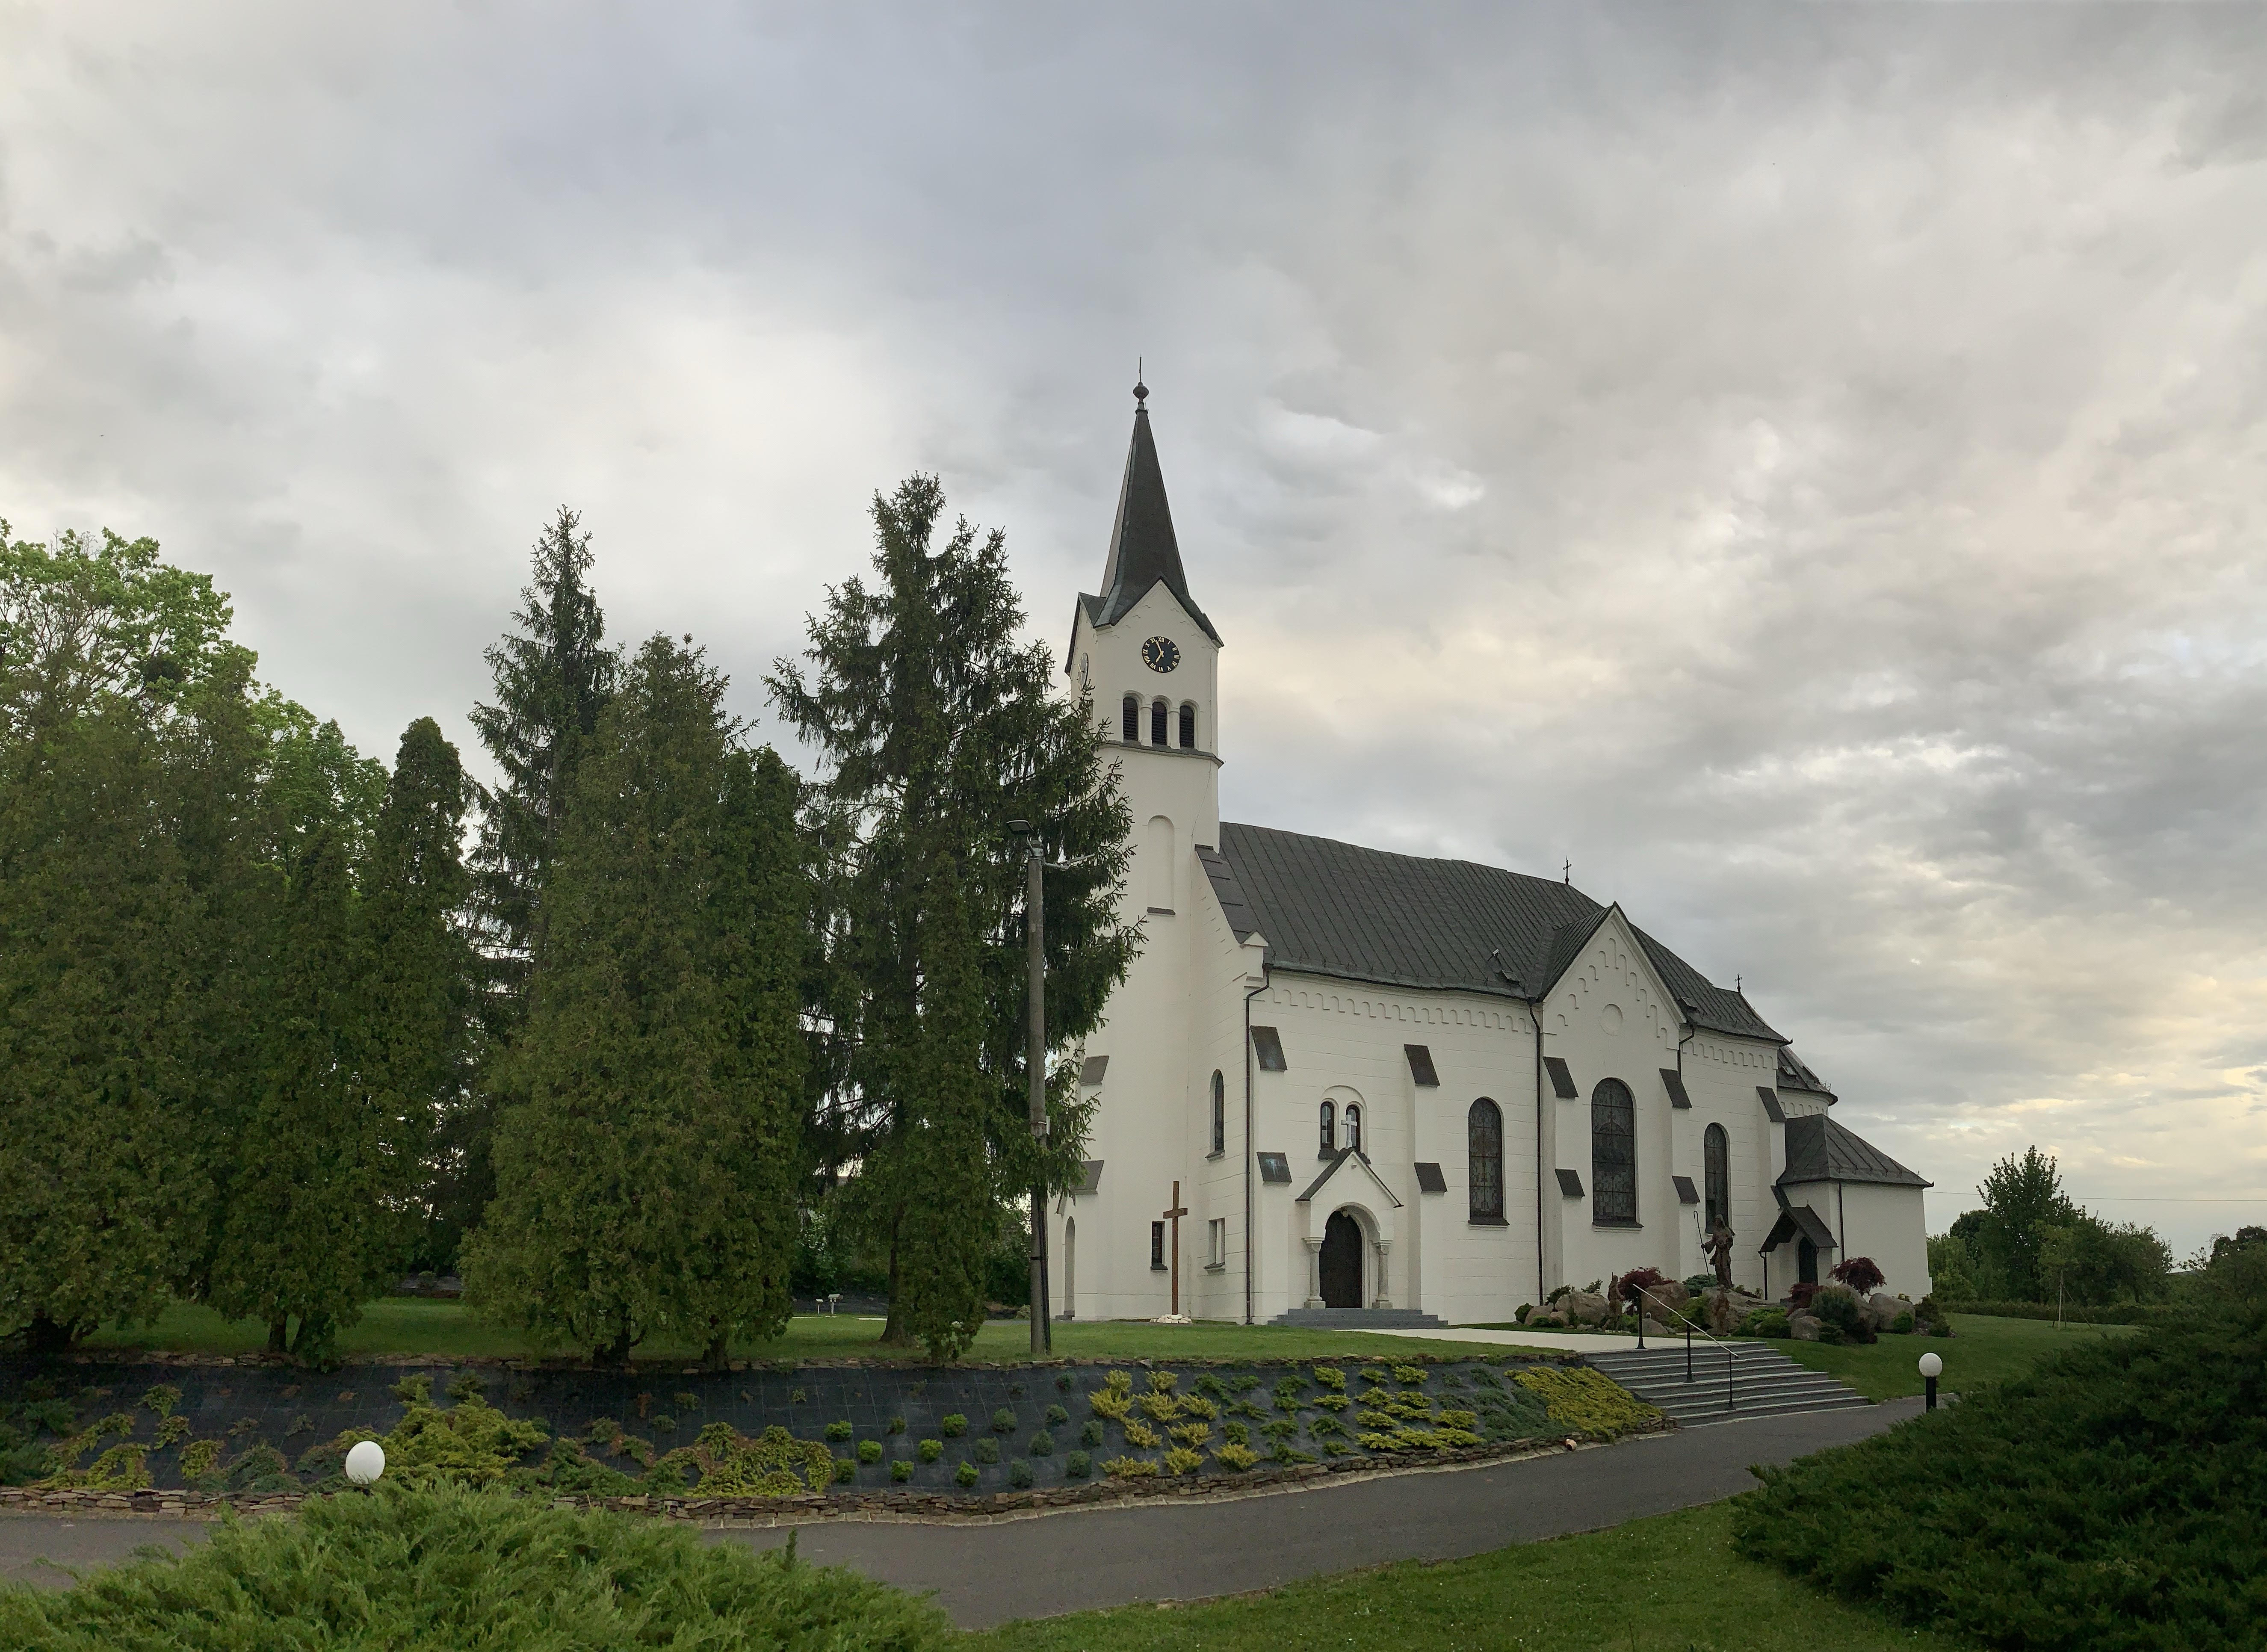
1320, 1210, 1364, 1309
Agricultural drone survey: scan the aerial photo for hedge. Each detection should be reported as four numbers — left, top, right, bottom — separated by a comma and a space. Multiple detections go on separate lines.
1730, 1310, 2267, 1650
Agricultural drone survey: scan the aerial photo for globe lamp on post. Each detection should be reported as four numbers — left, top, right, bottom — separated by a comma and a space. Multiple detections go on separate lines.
345, 1439, 386, 1487
1918, 1351, 1943, 1412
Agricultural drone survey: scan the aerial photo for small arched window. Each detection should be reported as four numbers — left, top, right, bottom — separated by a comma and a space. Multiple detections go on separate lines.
1210, 1070, 1226, 1156
1121, 694, 1139, 743
1150, 698, 1169, 746
1178, 703, 1197, 749
1318, 1100, 1336, 1154
1468, 1098, 1504, 1222
1592, 1078, 1637, 1226
1342, 1103, 1362, 1154
1704, 1123, 1730, 1234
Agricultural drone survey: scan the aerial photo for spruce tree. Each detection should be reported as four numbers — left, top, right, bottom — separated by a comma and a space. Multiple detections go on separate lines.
770, 475, 1135, 1349
468, 507, 616, 1007
359, 719, 479, 1272
464, 637, 807, 1366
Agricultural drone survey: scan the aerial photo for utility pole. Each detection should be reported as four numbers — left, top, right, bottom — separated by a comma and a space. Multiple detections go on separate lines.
1009, 820, 1050, 1355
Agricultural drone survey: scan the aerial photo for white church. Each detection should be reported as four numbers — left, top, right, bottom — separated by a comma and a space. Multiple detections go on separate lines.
1051, 387, 1933, 1327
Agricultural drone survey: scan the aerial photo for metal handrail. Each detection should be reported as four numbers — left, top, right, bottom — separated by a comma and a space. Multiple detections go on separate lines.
1626, 1281, 1750, 1411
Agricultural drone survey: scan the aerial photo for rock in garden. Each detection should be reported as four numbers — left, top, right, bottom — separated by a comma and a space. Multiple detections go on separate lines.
1788, 1313, 1823, 1342
1564, 1290, 1609, 1325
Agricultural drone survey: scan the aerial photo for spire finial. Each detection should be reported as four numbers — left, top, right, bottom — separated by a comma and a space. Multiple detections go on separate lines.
1134, 357, 1147, 406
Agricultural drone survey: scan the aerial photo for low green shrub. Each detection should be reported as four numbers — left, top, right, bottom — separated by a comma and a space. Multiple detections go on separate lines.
954, 1461, 978, 1489
890, 1459, 911, 1482
1733, 1311, 2267, 1650
939, 1413, 967, 1436
1008, 1459, 1033, 1489
830, 1457, 854, 1484
1028, 1430, 1053, 1456
1064, 1451, 1091, 1478
973, 1438, 999, 1464
1510, 1368, 1661, 1441
1043, 1404, 1068, 1427
824, 1419, 852, 1441
0, 1484, 952, 1650
1078, 1419, 1104, 1448
856, 1439, 882, 1464
990, 1407, 1016, 1433
917, 1439, 943, 1463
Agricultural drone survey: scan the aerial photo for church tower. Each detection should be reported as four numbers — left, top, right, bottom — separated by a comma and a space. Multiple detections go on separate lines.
1066, 378, 1223, 910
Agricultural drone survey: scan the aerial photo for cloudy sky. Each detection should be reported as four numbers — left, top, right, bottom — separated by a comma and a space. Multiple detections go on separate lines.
6, 3, 2264, 1253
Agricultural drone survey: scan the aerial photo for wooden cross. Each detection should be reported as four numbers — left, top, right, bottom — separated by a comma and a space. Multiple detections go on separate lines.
1162, 1180, 1189, 1316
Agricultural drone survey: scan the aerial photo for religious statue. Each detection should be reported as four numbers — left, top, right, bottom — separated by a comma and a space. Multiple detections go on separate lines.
1705, 1220, 1737, 1293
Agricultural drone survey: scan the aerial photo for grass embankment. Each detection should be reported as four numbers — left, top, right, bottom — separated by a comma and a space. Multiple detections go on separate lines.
968, 1501, 1972, 1652
1735, 1311, 2266, 1651
1773, 1313, 2133, 1401
79, 1301, 1535, 1366
0, 1486, 949, 1652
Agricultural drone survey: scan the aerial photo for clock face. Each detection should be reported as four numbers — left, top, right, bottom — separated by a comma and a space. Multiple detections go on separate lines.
1142, 635, 1181, 674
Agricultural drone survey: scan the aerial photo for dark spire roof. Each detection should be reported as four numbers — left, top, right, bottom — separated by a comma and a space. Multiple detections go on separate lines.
1082, 384, 1221, 644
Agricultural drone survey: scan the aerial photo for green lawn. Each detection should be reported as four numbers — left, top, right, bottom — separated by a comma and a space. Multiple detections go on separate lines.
963, 1500, 1972, 1652
1773, 1314, 2134, 1401
78, 1300, 1537, 1367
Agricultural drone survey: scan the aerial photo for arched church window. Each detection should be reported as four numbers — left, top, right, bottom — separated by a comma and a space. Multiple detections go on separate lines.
1210, 1071, 1225, 1156
1150, 698, 1169, 746
1319, 1100, 1336, 1155
1592, 1078, 1637, 1226
1704, 1122, 1730, 1234
1178, 702, 1197, 748
1468, 1098, 1504, 1222
1121, 694, 1139, 743
1343, 1103, 1362, 1153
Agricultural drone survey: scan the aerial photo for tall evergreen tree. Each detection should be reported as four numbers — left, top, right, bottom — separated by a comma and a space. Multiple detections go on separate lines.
0, 522, 252, 1354
769, 475, 1135, 1349
464, 637, 807, 1367
202, 825, 398, 1358
359, 719, 479, 1273
0, 692, 203, 1354
468, 507, 616, 1008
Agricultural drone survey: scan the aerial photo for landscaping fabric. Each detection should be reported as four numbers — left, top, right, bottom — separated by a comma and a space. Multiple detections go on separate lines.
0, 1353, 1649, 1499
0, 1484, 952, 1651
1730, 1311, 2267, 1651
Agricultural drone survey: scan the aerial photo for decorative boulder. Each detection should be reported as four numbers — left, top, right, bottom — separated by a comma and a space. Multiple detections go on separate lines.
1563, 1290, 1609, 1326
1526, 1309, 1567, 1328
1650, 1280, 1691, 1312
1868, 1292, 1903, 1330
1787, 1312, 1824, 1342
1640, 1318, 1676, 1339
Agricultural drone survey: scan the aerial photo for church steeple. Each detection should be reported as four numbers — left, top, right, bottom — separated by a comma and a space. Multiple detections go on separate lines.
1092, 378, 1221, 643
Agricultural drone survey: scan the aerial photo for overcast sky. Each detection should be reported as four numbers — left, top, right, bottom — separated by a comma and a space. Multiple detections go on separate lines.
6, 3, 2264, 1255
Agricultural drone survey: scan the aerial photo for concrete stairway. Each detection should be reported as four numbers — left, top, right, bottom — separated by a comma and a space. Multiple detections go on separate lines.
1269, 1307, 1447, 1330
1585, 1342, 1869, 1427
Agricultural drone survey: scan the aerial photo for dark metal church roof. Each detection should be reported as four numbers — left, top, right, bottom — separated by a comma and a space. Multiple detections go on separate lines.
1077, 391, 1221, 645
1212, 822, 1783, 1042
1777, 1114, 1932, 1188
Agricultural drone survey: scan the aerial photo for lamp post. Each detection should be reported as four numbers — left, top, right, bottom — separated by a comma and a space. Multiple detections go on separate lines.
1008, 819, 1049, 1356
1918, 1350, 1942, 1412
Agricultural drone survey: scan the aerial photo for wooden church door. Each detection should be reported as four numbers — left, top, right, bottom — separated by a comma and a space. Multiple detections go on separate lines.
1320, 1210, 1363, 1309
1797, 1238, 1818, 1286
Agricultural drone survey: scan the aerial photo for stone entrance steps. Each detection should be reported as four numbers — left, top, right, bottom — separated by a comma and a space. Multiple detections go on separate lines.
1586, 1343, 1870, 1427
1268, 1307, 1447, 1330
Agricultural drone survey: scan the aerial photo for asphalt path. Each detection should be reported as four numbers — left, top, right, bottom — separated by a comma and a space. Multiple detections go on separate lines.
0, 1399, 1920, 1628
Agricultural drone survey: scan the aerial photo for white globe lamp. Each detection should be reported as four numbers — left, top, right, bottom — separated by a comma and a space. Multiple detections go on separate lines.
1918, 1350, 1943, 1411
345, 1440, 386, 1486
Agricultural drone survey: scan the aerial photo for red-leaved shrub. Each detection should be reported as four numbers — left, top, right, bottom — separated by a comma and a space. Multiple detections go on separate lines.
1830, 1256, 1886, 1294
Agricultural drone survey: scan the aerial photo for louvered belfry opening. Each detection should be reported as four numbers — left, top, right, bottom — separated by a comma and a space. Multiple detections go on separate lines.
1121, 694, 1139, 742
1150, 697, 1168, 745
1178, 702, 1196, 748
